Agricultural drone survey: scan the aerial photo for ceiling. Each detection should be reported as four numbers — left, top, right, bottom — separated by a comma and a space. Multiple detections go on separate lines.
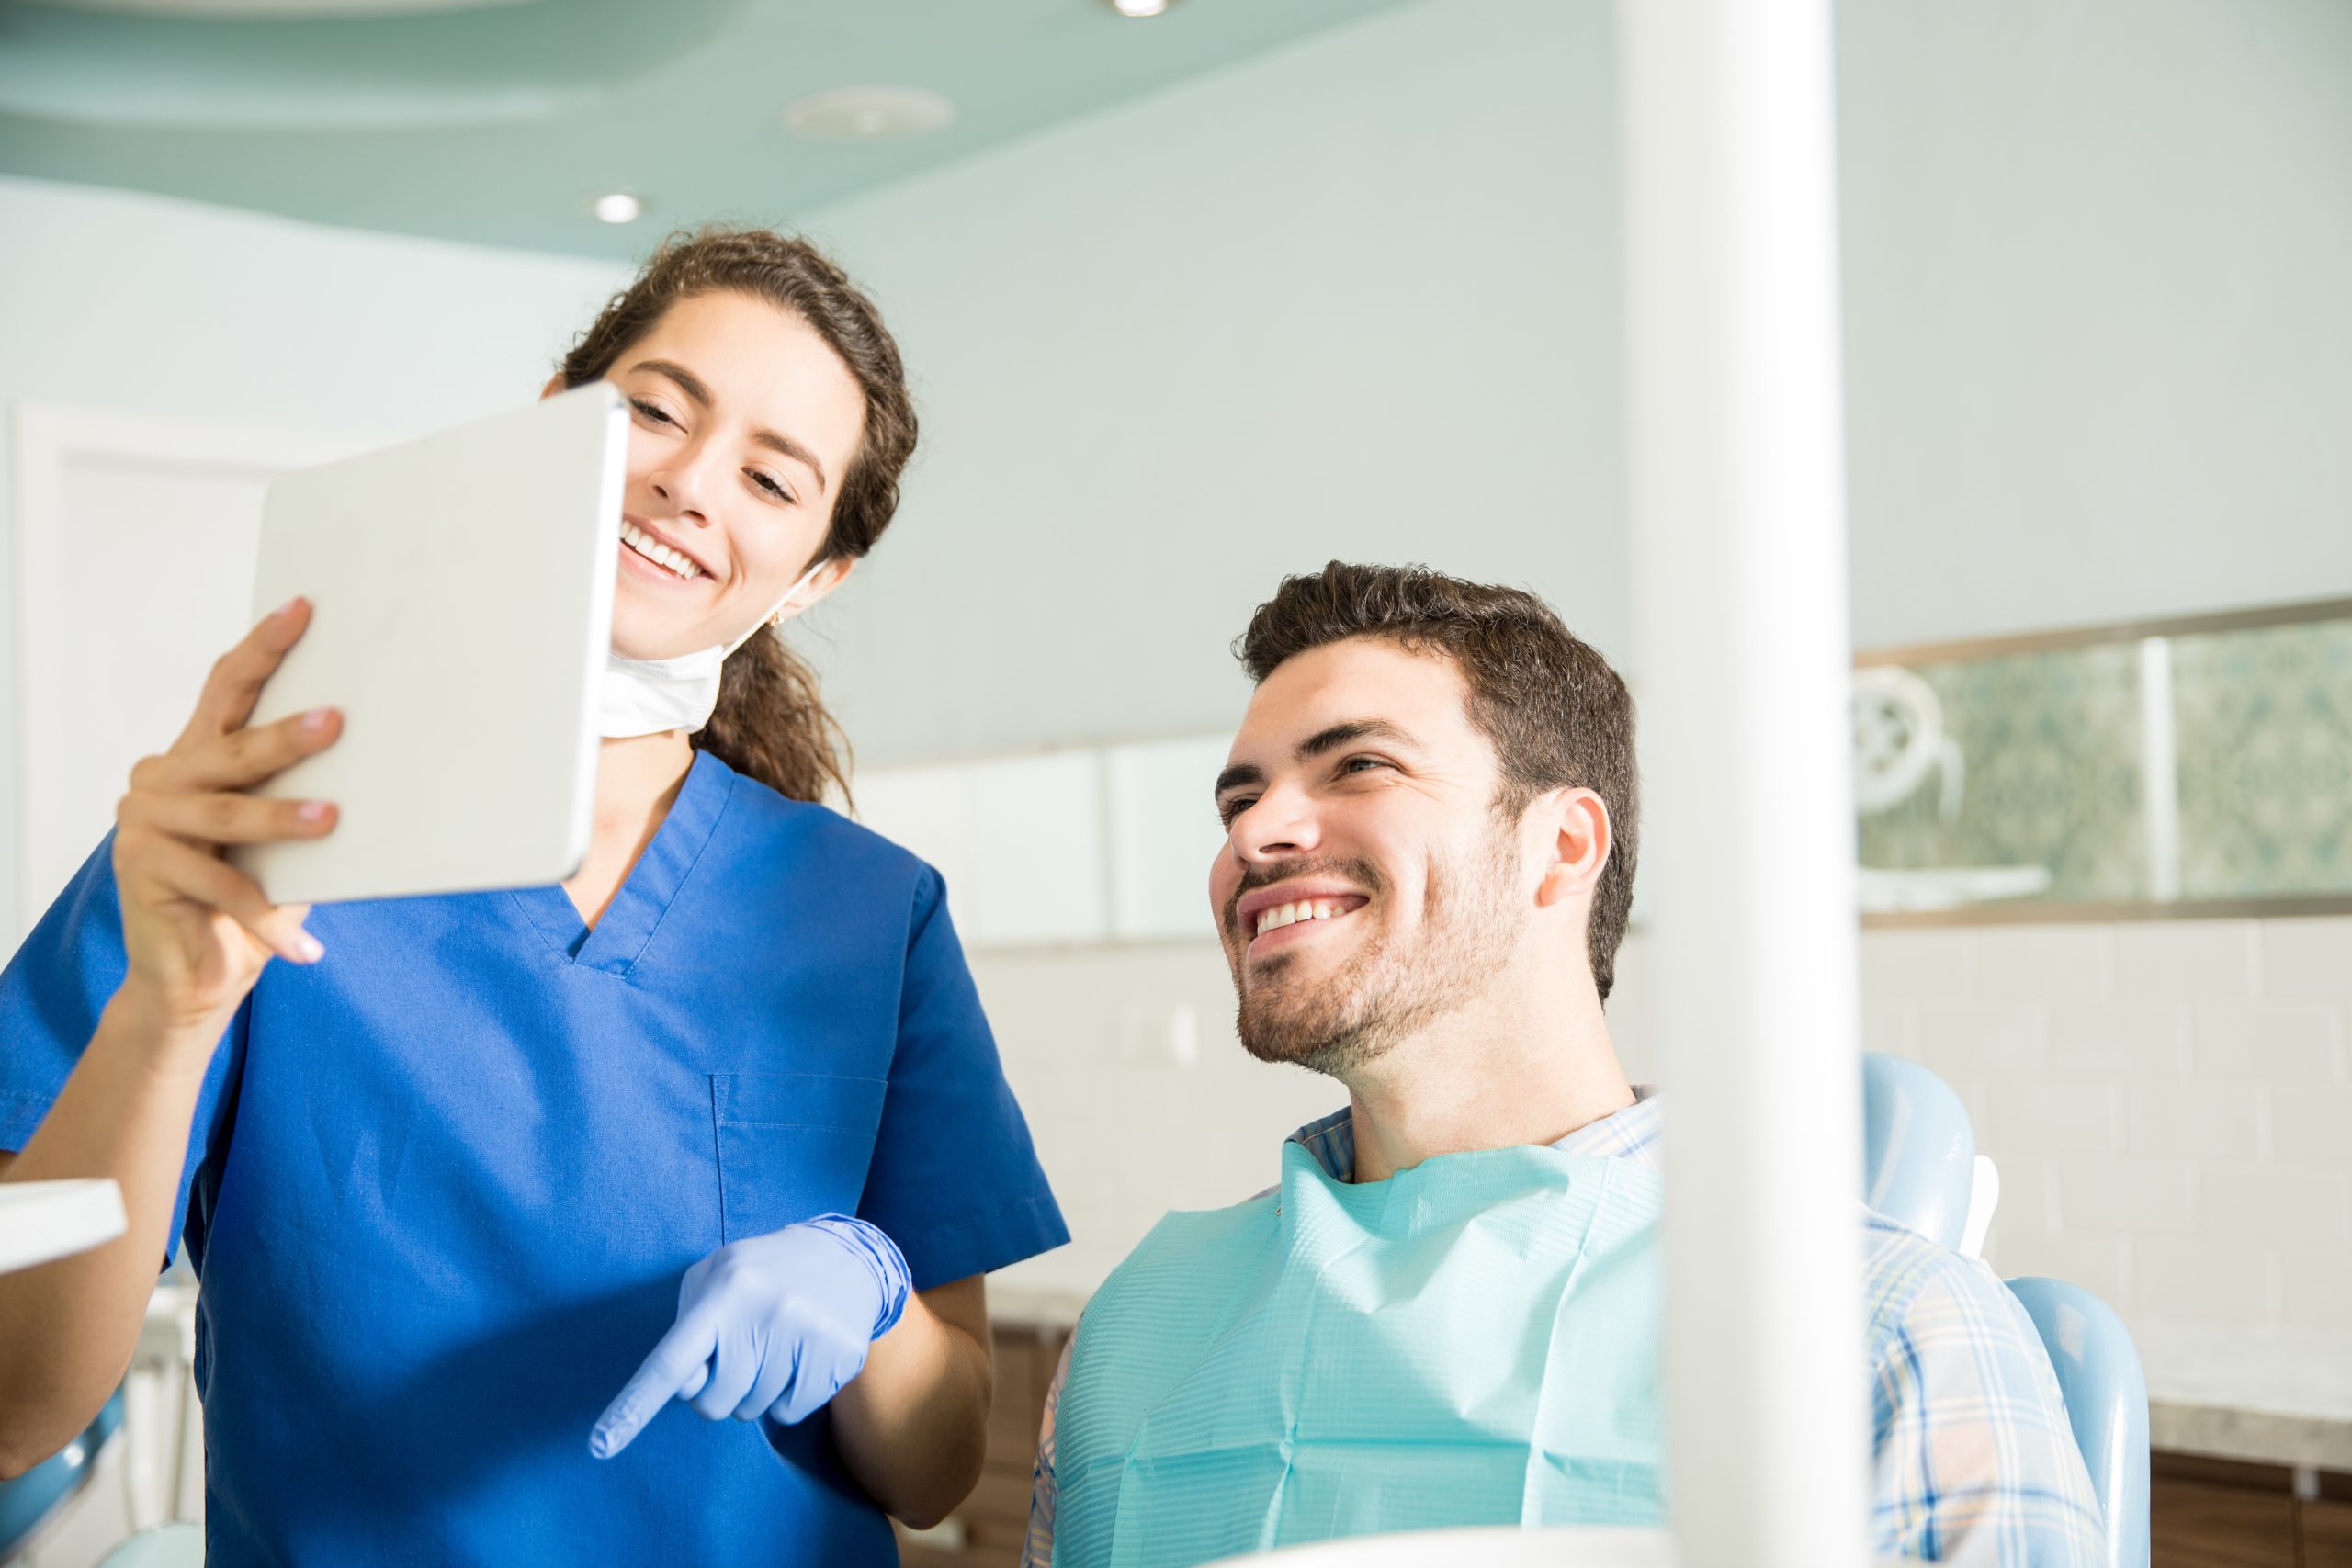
0, 0, 1425, 257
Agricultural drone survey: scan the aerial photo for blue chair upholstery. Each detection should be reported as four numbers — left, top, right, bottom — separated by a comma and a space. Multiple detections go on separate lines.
1860, 1053, 2150, 1568
1860, 1052, 1976, 1249
0, 1386, 125, 1562
2004, 1277, 2151, 1568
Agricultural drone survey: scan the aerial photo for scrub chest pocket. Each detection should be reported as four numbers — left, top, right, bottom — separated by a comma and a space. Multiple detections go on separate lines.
712, 1071, 889, 1242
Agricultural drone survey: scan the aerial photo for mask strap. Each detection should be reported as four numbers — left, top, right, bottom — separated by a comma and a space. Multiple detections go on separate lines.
719, 559, 829, 659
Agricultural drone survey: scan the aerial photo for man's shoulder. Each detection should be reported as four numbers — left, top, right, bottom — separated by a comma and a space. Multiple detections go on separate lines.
1104, 1189, 1281, 1280
1857, 1205, 2034, 1362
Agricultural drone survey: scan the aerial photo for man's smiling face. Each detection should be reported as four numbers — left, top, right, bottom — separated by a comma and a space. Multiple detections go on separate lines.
1209, 636, 1527, 1076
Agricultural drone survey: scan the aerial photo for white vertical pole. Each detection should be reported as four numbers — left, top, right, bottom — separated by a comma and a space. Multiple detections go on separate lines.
2138, 637, 2182, 902
1620, 4, 1868, 1567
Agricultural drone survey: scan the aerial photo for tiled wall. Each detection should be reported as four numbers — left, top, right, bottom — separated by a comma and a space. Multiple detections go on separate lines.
974, 918, 2352, 1346
1862, 917, 2352, 1337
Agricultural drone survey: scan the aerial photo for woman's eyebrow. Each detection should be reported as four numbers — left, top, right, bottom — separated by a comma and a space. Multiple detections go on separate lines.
626, 357, 831, 495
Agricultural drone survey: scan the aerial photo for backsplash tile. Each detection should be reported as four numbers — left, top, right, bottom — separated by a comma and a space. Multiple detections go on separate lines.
2267, 1085, 2352, 1164
2133, 1236, 2278, 1327
2258, 919, 2352, 998
1860, 916, 2351, 1343
2049, 999, 2189, 1078
2126, 1083, 2262, 1161
973, 913, 2350, 1348
2280, 1253, 2352, 1334
2107, 921, 2259, 1002
2057, 1158, 2196, 1238
2189, 1001, 2343, 1081
1973, 926, 2112, 1001
2196, 1163, 2352, 1248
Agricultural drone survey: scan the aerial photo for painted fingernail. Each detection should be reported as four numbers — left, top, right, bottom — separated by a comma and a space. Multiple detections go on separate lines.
301, 707, 334, 731
294, 932, 325, 963
296, 801, 332, 823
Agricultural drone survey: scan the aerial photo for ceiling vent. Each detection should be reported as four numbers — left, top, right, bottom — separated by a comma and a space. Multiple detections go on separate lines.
782, 86, 956, 142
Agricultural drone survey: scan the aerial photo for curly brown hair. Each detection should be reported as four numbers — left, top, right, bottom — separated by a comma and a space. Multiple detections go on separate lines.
560, 225, 918, 807
1237, 562, 1640, 1004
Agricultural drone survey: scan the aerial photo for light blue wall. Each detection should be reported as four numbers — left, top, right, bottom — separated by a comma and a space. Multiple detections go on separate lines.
797, 0, 1623, 766
799, 0, 2352, 766
6, 0, 2348, 791
1838, 0, 2352, 652
0, 175, 626, 921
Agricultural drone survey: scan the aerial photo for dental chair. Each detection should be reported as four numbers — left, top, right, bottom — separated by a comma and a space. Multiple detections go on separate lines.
0, 1389, 124, 1564
1860, 1053, 2150, 1568
1860, 1052, 1996, 1255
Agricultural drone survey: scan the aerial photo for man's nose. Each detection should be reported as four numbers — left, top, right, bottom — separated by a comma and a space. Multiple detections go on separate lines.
1233, 782, 1320, 863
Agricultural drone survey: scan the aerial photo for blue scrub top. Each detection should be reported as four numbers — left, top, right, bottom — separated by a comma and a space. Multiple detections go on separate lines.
0, 750, 1069, 1565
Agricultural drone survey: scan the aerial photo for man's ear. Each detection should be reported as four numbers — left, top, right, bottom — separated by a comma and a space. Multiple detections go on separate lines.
1535, 787, 1611, 910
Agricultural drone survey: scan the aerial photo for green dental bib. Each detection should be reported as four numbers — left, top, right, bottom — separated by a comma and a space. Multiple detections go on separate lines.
1056, 1138, 1668, 1567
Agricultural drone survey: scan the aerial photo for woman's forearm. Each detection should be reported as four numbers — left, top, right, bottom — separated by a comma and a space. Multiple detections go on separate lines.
0, 989, 224, 1477
830, 1274, 995, 1529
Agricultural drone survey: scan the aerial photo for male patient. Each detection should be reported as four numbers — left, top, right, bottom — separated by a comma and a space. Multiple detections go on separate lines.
1027, 563, 2102, 1566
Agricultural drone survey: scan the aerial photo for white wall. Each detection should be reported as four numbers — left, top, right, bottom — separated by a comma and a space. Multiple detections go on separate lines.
797, 0, 2352, 767
0, 175, 627, 931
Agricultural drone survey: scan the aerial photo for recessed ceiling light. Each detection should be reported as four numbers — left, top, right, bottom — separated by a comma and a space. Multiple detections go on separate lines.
592, 192, 643, 225
783, 86, 956, 142
1111, 0, 1170, 16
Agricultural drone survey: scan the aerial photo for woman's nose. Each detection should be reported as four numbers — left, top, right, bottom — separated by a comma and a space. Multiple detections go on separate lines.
649, 445, 719, 523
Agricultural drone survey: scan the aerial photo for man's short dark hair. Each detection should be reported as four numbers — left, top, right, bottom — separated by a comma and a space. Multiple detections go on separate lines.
1237, 561, 1639, 1004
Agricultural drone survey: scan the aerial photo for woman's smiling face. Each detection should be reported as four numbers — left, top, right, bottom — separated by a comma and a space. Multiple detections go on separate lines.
594, 289, 867, 660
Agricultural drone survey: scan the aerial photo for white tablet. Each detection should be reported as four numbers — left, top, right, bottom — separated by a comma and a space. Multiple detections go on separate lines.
231, 384, 628, 905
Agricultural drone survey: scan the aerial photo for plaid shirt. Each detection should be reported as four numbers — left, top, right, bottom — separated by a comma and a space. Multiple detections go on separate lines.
1023, 1091, 2106, 1566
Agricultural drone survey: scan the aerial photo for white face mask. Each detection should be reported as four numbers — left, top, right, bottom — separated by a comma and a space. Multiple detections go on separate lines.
599, 560, 827, 739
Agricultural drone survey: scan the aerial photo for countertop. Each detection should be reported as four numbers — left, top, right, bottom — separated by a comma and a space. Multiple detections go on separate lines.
2137, 1323, 2352, 1472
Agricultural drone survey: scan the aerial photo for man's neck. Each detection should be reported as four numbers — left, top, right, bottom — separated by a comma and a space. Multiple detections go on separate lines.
1340, 984, 1633, 1185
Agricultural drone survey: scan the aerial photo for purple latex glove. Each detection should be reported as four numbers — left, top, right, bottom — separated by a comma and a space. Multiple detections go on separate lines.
590, 1214, 910, 1459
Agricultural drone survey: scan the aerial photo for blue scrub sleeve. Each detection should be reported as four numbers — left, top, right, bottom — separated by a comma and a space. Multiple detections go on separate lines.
856, 867, 1068, 1292
0, 834, 245, 1268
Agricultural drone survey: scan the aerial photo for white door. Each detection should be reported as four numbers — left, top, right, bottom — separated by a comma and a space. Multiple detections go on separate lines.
7, 403, 373, 941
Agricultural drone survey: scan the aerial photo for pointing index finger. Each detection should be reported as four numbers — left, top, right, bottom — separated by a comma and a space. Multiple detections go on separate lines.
589, 1308, 718, 1461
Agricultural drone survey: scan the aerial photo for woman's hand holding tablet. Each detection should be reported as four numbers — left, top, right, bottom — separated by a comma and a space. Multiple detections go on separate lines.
109, 595, 342, 1055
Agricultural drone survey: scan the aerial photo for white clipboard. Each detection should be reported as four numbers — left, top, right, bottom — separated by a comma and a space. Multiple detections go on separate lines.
230, 384, 627, 905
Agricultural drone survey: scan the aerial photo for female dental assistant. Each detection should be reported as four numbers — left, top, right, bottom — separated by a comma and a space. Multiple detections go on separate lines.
0, 228, 1067, 1563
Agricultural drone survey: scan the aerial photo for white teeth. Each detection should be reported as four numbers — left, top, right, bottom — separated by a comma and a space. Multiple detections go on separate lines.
1256, 897, 1348, 938
622, 523, 702, 580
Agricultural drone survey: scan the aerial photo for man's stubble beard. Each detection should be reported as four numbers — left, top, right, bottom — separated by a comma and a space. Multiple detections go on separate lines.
1231, 833, 1522, 1080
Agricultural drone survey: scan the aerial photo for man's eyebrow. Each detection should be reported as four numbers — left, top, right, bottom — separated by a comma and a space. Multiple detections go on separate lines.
1214, 761, 1265, 801
1213, 719, 1420, 803
1296, 718, 1421, 760
626, 357, 831, 496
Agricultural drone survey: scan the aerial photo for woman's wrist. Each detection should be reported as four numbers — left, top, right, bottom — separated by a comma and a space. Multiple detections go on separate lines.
99, 984, 234, 1083
801, 1214, 912, 1338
